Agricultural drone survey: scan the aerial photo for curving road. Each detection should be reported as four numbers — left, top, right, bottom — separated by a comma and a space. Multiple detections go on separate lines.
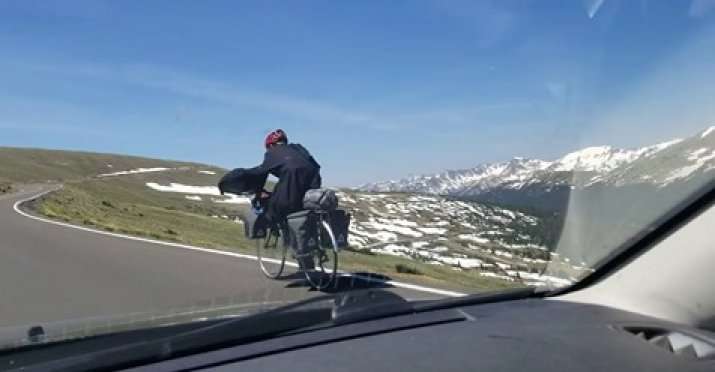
0, 185, 453, 344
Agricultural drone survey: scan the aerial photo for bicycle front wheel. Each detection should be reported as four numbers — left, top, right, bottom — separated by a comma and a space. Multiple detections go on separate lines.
304, 219, 339, 290
256, 228, 289, 279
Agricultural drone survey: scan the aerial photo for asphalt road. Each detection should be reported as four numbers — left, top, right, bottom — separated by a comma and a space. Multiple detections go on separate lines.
0, 185, 449, 344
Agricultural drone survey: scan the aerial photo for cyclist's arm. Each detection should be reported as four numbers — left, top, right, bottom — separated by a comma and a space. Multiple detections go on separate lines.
243, 152, 277, 194
245, 151, 280, 177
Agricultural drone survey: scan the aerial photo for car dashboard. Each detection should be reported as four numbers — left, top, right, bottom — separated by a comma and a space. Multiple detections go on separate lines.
124, 298, 715, 372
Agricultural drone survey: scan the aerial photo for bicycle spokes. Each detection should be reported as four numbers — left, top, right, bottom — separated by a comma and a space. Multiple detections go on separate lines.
257, 229, 289, 279
303, 218, 339, 290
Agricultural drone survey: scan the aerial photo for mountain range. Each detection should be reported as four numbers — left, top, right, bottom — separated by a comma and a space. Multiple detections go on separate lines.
360, 126, 715, 211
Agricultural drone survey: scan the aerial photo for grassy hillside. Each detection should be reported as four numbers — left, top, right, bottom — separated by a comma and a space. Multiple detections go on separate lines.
0, 147, 518, 292
34, 174, 242, 246
0, 147, 222, 183
32, 181, 516, 292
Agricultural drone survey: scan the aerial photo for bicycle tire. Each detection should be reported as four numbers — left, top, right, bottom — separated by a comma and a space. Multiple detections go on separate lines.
256, 227, 289, 279
304, 219, 339, 290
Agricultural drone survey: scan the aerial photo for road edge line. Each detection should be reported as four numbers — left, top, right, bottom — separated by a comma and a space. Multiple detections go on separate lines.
12, 188, 466, 298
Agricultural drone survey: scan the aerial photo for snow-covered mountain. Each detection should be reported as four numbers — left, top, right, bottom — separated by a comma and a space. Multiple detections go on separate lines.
546, 139, 682, 173
366, 158, 552, 195
589, 130, 714, 187
360, 127, 715, 203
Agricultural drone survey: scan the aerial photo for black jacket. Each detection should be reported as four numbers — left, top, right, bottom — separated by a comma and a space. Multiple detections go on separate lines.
245, 143, 321, 220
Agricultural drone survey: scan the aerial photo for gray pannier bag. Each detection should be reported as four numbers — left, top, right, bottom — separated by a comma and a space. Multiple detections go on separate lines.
242, 211, 267, 240
303, 188, 338, 211
286, 210, 318, 269
321, 209, 351, 249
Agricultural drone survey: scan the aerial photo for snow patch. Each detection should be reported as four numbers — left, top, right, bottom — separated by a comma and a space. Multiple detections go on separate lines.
371, 244, 410, 257
147, 183, 221, 195
213, 195, 252, 204
336, 192, 358, 204
350, 226, 398, 243
185, 195, 203, 201
479, 272, 515, 281
688, 148, 715, 161
702, 126, 715, 138
458, 234, 490, 244
146, 182, 250, 204
99, 168, 171, 177
361, 220, 423, 238
198, 170, 217, 175
648, 138, 683, 153
460, 222, 477, 229
377, 218, 418, 227
348, 235, 368, 248
436, 256, 483, 268
417, 227, 447, 235
664, 148, 715, 183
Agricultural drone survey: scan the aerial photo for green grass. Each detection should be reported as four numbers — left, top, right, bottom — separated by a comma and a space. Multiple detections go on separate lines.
337, 249, 518, 292
0, 147, 223, 183
36, 180, 246, 248
31, 178, 519, 293
395, 263, 422, 275
0, 182, 11, 194
0, 146, 519, 293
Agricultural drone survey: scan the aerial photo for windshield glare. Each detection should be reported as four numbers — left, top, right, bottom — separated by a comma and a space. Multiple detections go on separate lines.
0, 0, 713, 349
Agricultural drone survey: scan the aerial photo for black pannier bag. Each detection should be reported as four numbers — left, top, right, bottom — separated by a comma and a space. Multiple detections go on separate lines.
321, 209, 351, 249
218, 168, 268, 195
303, 188, 338, 211
286, 210, 319, 256
242, 211, 267, 240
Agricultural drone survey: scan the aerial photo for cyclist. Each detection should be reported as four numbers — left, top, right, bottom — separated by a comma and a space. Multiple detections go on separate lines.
244, 129, 322, 269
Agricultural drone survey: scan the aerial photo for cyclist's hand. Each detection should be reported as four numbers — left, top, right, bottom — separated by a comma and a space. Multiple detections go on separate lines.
250, 196, 261, 210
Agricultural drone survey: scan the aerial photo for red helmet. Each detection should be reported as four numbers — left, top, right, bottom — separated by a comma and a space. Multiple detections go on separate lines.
264, 129, 288, 149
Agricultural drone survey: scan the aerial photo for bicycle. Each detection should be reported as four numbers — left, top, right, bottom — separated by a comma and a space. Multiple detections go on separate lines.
251, 203, 340, 290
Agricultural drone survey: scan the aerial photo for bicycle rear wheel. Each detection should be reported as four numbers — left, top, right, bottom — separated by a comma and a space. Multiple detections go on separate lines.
256, 228, 289, 279
304, 219, 339, 290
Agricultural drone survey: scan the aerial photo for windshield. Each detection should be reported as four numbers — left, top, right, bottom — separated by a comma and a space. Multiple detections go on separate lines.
0, 0, 713, 350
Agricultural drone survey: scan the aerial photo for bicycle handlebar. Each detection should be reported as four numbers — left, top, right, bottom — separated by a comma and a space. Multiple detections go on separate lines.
221, 188, 271, 197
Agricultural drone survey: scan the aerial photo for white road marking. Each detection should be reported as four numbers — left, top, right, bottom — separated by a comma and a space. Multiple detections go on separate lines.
12, 187, 466, 298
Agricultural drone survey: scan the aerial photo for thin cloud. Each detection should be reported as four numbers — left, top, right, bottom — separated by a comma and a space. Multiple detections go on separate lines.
15, 60, 382, 130
121, 65, 375, 126
8, 58, 522, 134
1, 0, 112, 21
546, 82, 568, 100
585, 0, 606, 19
383, 102, 533, 129
689, 0, 715, 18
431, 0, 518, 48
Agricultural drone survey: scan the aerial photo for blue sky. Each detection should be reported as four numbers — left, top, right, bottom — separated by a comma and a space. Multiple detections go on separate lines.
1, 0, 714, 186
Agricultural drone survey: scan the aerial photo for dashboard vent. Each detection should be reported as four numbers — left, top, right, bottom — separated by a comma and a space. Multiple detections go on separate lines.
623, 327, 715, 360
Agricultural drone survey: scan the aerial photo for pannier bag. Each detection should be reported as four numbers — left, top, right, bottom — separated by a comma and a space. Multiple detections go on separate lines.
286, 210, 318, 269
286, 210, 319, 254
218, 168, 268, 195
321, 209, 351, 249
242, 211, 267, 240
303, 188, 338, 211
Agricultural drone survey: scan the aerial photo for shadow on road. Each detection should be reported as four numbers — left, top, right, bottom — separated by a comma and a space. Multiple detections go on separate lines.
282, 271, 394, 294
